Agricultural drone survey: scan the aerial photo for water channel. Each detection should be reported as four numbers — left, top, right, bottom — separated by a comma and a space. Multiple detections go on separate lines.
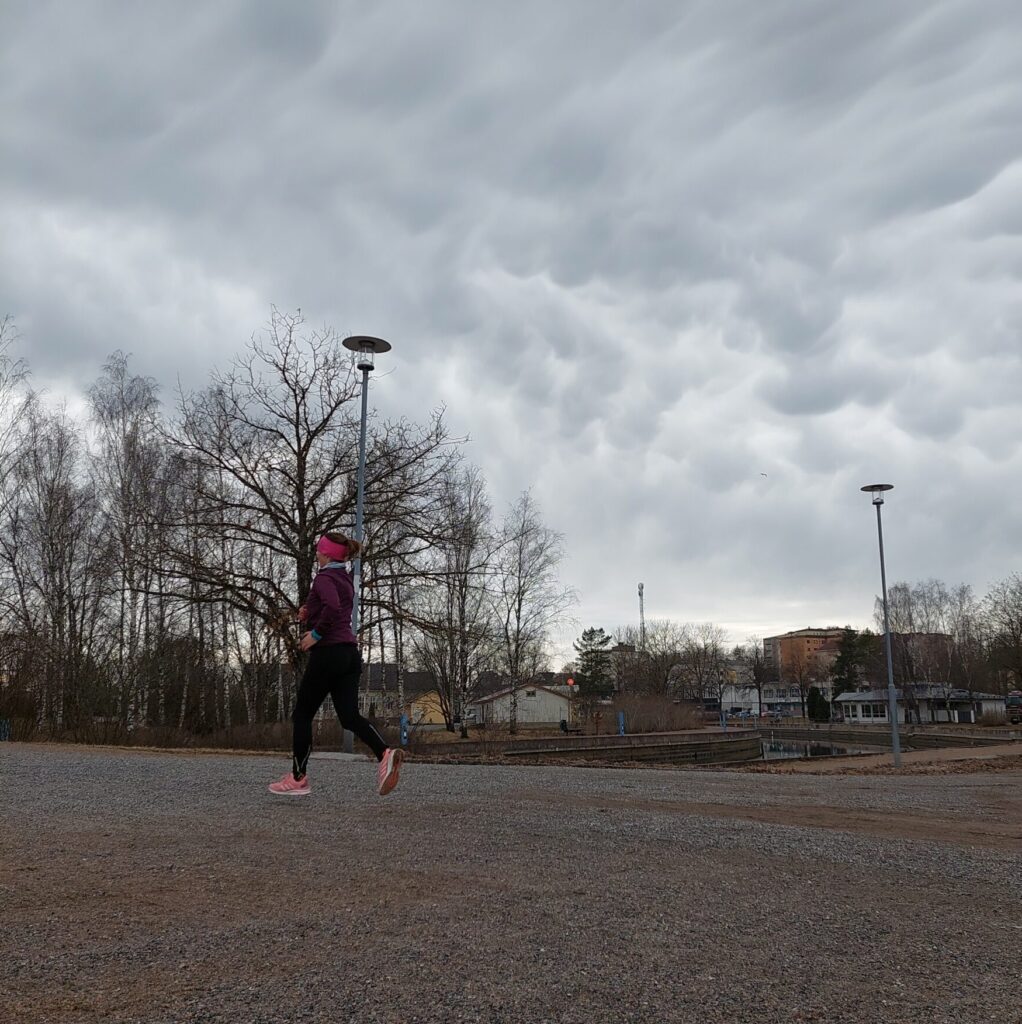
760, 738, 886, 761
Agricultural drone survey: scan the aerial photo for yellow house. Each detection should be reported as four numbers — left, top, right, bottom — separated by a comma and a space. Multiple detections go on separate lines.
405, 688, 446, 726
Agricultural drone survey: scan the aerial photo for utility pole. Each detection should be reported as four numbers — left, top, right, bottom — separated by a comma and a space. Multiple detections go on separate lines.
638, 582, 646, 651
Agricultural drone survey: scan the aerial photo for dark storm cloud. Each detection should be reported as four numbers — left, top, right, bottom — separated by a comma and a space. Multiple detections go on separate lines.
2, 0, 1022, 655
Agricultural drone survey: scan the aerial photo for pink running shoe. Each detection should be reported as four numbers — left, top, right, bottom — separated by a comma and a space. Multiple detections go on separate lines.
268, 772, 311, 796
377, 748, 403, 796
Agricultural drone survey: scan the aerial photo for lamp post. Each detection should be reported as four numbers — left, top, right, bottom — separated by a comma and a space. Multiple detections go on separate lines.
861, 483, 902, 767
341, 335, 391, 753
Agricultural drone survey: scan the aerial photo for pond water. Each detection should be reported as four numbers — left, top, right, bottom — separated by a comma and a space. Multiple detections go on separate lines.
760, 739, 883, 761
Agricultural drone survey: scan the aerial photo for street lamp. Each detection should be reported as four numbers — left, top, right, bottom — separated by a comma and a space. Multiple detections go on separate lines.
341, 336, 392, 752
861, 483, 902, 767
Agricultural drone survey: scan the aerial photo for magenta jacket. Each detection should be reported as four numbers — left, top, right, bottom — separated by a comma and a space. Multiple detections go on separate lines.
306, 563, 357, 646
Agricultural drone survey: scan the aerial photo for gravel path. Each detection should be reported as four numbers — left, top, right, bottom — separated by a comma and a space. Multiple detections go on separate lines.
767, 741, 1022, 775
2, 743, 1020, 1024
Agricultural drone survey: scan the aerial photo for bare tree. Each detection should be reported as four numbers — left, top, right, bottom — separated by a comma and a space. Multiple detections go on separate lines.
491, 491, 575, 733
88, 352, 163, 727
410, 464, 498, 733
785, 646, 820, 719
679, 622, 727, 705
0, 401, 115, 729
875, 581, 936, 722
732, 637, 769, 714
946, 583, 987, 700
0, 316, 32, 720
615, 619, 690, 695
984, 573, 1022, 689
163, 309, 455, 668
876, 578, 997, 721
0, 315, 28, 491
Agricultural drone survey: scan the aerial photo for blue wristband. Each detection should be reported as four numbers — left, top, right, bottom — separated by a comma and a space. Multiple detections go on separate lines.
311, 630, 321, 642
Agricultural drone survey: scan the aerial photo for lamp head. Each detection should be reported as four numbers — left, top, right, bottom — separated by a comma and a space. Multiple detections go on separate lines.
861, 483, 893, 506
342, 335, 392, 372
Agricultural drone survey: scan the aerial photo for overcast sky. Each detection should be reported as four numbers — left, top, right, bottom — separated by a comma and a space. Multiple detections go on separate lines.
2, 1, 1021, 662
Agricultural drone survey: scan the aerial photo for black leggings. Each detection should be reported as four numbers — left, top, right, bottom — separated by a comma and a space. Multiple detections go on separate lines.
292, 644, 387, 777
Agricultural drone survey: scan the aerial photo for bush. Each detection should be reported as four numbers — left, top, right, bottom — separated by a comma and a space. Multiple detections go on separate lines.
137, 722, 293, 751
6, 716, 37, 742
978, 711, 1007, 727
609, 696, 701, 734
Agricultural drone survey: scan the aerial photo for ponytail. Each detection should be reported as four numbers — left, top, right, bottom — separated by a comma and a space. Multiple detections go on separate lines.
325, 531, 362, 561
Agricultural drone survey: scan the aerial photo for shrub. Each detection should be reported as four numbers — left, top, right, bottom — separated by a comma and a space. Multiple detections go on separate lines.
978, 711, 1007, 727
610, 696, 701, 734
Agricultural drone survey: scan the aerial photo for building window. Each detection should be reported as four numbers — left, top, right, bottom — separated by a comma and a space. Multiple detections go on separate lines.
871, 703, 886, 718
861, 704, 871, 718
525, 689, 537, 698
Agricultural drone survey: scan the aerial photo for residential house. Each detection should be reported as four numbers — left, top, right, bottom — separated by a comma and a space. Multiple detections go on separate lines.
469, 683, 575, 726
356, 663, 434, 719
400, 668, 509, 727
405, 688, 446, 726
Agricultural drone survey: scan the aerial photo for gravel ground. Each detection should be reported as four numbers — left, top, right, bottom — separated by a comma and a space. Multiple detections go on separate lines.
777, 755, 1022, 777
745, 742, 1022, 776
2, 743, 1020, 1024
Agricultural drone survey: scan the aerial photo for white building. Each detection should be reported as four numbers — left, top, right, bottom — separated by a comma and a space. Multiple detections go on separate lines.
469, 684, 574, 726
719, 682, 833, 716
718, 683, 759, 713
835, 687, 1007, 725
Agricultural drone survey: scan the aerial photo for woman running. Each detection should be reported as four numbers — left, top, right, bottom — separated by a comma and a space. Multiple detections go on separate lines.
269, 532, 403, 797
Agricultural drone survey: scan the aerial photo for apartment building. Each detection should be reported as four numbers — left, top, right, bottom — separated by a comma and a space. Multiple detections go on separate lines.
763, 627, 845, 681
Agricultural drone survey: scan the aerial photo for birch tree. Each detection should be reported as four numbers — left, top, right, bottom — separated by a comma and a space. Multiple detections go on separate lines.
492, 491, 575, 733
1, 402, 115, 729
409, 465, 497, 732
88, 352, 163, 726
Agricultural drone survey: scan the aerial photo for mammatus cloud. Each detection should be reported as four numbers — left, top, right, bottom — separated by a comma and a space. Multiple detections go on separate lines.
2, 0, 1020, 661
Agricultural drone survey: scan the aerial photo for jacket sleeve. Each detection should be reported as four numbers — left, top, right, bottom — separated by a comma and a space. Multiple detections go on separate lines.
307, 573, 340, 641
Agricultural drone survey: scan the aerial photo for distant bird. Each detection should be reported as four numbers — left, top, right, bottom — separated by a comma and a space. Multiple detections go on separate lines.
759, 473, 768, 477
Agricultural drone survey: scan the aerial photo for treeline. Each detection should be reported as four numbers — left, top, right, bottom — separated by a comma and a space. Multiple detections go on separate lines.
0, 311, 574, 741
832, 577, 1022, 695
571, 621, 753, 708
569, 573, 1022, 718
